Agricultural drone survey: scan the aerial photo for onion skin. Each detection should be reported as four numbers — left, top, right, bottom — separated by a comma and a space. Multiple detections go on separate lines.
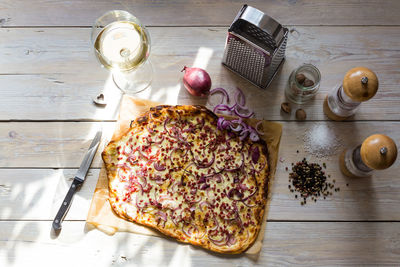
182, 66, 212, 96
251, 146, 260, 164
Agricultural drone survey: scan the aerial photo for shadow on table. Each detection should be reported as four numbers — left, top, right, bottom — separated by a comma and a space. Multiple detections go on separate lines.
0, 169, 47, 264
105, 226, 260, 266
44, 45, 272, 265
331, 122, 380, 261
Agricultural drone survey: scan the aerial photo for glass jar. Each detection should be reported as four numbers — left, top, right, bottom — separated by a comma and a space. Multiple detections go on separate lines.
285, 64, 321, 104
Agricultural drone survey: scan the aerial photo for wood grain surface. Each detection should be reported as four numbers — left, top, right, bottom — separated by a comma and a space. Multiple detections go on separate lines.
1, 0, 400, 265
0, 221, 399, 266
0, 0, 400, 27
0, 26, 399, 121
0, 159, 399, 222
1, 121, 399, 168
0, 122, 398, 222
0, 169, 100, 221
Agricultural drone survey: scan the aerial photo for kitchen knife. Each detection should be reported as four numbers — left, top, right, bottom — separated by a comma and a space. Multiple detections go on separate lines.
52, 130, 102, 230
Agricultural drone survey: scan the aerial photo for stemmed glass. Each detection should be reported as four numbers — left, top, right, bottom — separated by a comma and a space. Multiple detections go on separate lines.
91, 10, 153, 104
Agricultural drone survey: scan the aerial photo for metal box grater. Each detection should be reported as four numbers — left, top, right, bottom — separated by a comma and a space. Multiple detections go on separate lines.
222, 5, 288, 88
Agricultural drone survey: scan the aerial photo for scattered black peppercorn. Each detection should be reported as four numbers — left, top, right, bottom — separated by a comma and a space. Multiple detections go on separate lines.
288, 158, 339, 205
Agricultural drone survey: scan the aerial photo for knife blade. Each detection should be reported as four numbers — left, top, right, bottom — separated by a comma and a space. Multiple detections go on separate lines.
52, 130, 102, 231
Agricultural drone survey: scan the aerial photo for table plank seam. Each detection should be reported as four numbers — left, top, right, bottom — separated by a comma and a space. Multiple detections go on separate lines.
2, 24, 400, 28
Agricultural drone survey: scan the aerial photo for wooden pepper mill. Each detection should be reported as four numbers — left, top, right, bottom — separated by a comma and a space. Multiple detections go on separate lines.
324, 67, 379, 121
340, 134, 397, 178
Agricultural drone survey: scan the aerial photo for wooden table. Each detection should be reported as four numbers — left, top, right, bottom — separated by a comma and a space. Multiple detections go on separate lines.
1, 1, 400, 266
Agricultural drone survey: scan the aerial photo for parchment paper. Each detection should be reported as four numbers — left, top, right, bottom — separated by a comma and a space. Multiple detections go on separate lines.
86, 95, 282, 255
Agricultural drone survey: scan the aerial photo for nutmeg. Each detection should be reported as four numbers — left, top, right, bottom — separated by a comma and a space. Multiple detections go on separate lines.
281, 102, 291, 113
296, 109, 307, 121
303, 79, 315, 87
295, 73, 306, 85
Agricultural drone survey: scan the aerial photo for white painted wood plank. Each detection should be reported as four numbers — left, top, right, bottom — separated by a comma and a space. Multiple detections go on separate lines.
0, 0, 399, 27
0, 221, 399, 266
1, 121, 399, 169
0, 122, 399, 221
0, 27, 399, 120
270, 121, 400, 221
0, 169, 99, 221
1, 154, 400, 222
0, 122, 115, 168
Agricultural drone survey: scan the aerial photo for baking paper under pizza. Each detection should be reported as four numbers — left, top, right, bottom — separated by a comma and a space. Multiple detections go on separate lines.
102, 105, 269, 254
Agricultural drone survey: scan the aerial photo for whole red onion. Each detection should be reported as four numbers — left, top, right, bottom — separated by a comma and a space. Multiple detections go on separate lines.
181, 66, 212, 96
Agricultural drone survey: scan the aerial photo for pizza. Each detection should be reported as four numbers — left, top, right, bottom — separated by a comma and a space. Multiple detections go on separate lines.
102, 105, 269, 254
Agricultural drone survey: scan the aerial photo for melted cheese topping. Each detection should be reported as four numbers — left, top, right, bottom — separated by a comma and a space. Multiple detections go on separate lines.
107, 110, 268, 251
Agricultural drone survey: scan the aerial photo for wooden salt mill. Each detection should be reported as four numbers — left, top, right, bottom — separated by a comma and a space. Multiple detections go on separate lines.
340, 134, 397, 178
324, 67, 379, 121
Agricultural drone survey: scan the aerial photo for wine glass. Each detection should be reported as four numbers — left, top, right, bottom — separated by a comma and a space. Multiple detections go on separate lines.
91, 10, 153, 104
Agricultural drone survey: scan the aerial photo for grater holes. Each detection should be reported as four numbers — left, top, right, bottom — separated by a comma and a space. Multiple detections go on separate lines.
225, 37, 265, 86
246, 24, 276, 48
265, 34, 287, 82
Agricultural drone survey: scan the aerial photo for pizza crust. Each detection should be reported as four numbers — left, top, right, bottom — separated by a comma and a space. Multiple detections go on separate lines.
102, 105, 269, 254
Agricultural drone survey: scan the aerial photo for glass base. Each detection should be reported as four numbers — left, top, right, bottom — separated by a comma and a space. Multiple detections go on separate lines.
112, 60, 153, 95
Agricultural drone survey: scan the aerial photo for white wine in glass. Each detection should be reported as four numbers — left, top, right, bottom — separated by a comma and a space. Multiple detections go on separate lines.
94, 21, 149, 71
92, 10, 153, 103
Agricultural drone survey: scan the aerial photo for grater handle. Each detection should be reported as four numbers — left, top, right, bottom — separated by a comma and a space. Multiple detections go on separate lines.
229, 4, 248, 31
231, 5, 285, 47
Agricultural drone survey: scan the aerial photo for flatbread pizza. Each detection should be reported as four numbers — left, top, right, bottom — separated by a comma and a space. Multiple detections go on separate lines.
102, 105, 269, 254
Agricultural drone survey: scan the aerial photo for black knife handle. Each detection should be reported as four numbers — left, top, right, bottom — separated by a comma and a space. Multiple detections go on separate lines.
52, 179, 82, 231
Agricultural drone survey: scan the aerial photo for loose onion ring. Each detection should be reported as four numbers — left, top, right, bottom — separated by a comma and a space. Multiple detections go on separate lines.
210, 87, 230, 104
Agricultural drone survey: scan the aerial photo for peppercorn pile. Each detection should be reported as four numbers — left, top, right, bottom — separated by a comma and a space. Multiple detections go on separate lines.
287, 158, 340, 205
